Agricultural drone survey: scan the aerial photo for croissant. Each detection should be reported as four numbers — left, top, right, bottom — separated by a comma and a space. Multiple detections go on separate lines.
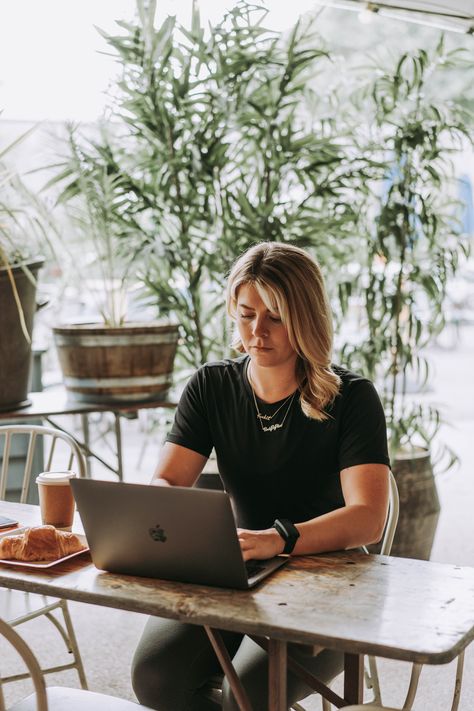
0, 525, 85, 562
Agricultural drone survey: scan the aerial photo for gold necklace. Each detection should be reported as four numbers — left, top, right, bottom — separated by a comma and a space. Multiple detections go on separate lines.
247, 362, 296, 433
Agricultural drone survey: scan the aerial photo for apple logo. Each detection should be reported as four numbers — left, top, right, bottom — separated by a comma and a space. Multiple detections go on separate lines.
149, 524, 167, 543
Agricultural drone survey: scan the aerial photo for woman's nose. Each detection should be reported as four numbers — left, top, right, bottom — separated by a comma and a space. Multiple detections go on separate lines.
253, 317, 268, 337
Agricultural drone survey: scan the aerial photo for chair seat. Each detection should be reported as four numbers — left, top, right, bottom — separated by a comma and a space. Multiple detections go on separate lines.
9, 686, 156, 711
0, 590, 61, 624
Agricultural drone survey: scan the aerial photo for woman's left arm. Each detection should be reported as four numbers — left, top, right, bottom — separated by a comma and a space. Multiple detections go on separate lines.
292, 463, 389, 555
238, 464, 390, 560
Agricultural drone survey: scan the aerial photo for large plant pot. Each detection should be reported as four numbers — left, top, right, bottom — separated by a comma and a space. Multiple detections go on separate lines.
53, 322, 180, 404
390, 448, 440, 560
0, 258, 43, 412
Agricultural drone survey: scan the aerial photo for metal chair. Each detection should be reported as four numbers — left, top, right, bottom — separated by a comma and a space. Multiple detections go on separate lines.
294, 470, 465, 711
291, 470, 400, 711
0, 616, 155, 710
357, 470, 400, 709
0, 425, 88, 692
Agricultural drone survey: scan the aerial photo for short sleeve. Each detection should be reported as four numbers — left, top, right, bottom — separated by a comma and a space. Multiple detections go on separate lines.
337, 379, 390, 471
165, 369, 214, 458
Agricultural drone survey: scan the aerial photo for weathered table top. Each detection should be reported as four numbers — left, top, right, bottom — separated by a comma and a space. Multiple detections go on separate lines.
1, 501, 474, 665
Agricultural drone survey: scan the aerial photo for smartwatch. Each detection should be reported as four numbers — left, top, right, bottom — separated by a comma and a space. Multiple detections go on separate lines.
273, 518, 300, 555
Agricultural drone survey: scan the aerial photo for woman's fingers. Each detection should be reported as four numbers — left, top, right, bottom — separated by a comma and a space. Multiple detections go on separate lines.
238, 531, 259, 557
237, 528, 283, 560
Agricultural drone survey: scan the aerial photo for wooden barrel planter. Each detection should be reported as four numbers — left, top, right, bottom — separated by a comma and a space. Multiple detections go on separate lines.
53, 322, 180, 404
0, 258, 44, 412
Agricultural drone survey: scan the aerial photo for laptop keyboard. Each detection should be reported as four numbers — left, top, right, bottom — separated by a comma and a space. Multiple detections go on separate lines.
245, 560, 267, 578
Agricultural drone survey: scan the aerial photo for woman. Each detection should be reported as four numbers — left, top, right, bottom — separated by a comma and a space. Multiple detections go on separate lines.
132, 242, 390, 711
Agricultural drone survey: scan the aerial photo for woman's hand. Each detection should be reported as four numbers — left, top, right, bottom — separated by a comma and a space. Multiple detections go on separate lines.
237, 527, 285, 561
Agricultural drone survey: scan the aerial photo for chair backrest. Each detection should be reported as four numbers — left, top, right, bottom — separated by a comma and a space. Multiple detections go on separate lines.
0, 616, 48, 711
0, 425, 87, 504
360, 470, 400, 558
380, 470, 400, 556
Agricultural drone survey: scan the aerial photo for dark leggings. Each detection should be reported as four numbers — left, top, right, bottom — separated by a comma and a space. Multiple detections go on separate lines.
132, 616, 344, 711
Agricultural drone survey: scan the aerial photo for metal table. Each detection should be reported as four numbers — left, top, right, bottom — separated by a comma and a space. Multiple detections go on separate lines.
0, 388, 177, 480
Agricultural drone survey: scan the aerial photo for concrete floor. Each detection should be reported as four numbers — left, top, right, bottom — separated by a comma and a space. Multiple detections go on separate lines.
2, 323, 474, 710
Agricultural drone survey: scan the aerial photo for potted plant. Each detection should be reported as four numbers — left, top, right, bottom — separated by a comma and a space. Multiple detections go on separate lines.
0, 126, 47, 411
65, 0, 364, 379
341, 40, 473, 559
45, 125, 180, 404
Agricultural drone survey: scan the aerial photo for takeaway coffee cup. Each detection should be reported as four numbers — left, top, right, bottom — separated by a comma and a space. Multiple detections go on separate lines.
35, 471, 77, 531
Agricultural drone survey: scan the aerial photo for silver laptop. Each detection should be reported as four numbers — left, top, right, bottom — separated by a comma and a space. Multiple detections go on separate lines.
70, 479, 288, 589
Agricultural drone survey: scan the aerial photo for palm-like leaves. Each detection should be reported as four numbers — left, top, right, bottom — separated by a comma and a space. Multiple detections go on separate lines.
50, 0, 361, 366
342, 38, 473, 466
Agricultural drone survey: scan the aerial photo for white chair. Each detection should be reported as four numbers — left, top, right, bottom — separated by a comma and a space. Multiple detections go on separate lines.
0, 616, 155, 710
0, 425, 88, 691
294, 469, 465, 711
291, 469, 400, 711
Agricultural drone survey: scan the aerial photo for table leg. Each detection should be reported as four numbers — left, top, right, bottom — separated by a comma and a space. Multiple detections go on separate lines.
46, 416, 114, 478
204, 626, 252, 711
343, 653, 364, 705
268, 638, 287, 711
251, 635, 346, 709
113, 413, 123, 482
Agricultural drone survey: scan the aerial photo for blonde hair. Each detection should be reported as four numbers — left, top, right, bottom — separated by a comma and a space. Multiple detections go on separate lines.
226, 242, 341, 421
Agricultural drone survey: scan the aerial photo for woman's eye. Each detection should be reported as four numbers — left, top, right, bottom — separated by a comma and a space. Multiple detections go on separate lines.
269, 315, 281, 323
239, 313, 253, 320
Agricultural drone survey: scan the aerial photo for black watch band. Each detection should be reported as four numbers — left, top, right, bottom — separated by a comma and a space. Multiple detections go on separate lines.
273, 518, 300, 555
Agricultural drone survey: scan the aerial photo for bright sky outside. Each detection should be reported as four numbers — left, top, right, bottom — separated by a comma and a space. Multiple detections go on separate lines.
0, 0, 320, 122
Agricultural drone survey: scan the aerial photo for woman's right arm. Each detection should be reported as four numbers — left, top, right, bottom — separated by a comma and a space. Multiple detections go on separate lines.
151, 442, 208, 488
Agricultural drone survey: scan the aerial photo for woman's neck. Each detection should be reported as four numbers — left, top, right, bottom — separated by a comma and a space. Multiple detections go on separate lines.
247, 358, 298, 404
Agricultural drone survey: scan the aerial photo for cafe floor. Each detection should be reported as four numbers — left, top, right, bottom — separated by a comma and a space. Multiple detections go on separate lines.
2, 322, 474, 710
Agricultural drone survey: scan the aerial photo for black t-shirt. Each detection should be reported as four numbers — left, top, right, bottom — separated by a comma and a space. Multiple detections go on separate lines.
166, 355, 390, 529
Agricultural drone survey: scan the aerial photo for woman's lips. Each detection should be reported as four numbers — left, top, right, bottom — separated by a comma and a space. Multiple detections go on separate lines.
252, 346, 272, 351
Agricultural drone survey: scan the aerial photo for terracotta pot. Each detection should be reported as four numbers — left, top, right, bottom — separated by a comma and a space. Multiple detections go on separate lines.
53, 322, 180, 404
0, 258, 43, 412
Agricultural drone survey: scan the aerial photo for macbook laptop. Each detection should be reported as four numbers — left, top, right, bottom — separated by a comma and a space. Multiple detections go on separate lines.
70, 479, 288, 589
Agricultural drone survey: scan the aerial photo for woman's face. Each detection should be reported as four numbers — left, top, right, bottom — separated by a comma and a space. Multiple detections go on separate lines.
236, 282, 296, 369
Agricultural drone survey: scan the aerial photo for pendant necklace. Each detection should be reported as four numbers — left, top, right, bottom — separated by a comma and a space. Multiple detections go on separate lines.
247, 362, 296, 433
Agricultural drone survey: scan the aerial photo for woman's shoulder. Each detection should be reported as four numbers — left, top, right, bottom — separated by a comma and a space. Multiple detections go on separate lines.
196, 355, 248, 385
331, 364, 379, 398
332, 363, 370, 383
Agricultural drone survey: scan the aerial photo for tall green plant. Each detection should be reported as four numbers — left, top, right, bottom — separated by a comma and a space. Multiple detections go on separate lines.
342, 39, 473, 466
51, 0, 363, 372
1, 123, 59, 341
45, 124, 149, 326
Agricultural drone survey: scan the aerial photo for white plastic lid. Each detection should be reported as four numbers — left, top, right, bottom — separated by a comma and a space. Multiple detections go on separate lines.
35, 471, 77, 485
